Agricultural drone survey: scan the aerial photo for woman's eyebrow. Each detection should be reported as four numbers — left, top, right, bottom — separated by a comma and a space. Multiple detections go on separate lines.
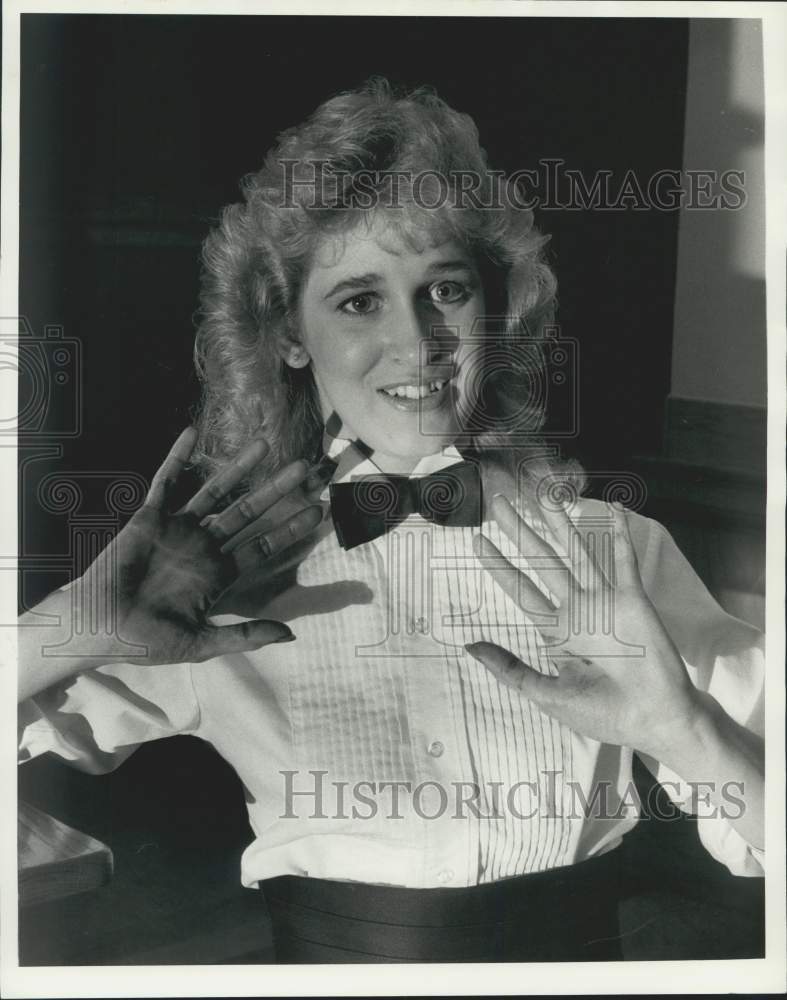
323, 272, 382, 300
425, 260, 477, 276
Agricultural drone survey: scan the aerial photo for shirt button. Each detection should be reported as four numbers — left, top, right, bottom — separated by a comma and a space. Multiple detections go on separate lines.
436, 869, 455, 884
427, 740, 445, 758
413, 616, 429, 634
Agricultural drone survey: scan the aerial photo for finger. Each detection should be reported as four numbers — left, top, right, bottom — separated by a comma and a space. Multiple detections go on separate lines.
532, 495, 608, 592
609, 502, 641, 588
561, 506, 621, 591
491, 493, 576, 599
180, 437, 270, 520
302, 456, 338, 500
465, 641, 559, 707
205, 459, 309, 543
233, 504, 324, 565
193, 620, 296, 661
144, 427, 198, 511
473, 532, 561, 638
219, 493, 307, 555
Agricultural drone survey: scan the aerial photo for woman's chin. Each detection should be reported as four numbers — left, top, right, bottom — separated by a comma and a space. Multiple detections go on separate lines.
337, 395, 469, 468
368, 425, 463, 469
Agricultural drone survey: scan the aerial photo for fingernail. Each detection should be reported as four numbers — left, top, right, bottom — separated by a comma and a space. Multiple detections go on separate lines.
465, 642, 483, 656
304, 459, 337, 492
274, 632, 296, 643
304, 472, 326, 492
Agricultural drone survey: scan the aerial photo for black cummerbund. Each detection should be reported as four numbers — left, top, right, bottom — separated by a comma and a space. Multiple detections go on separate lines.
261, 848, 624, 963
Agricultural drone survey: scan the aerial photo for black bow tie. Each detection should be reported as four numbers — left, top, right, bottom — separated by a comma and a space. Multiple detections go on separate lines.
329, 460, 482, 550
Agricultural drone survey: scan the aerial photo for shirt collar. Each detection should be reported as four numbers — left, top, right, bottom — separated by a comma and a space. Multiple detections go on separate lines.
320, 433, 466, 500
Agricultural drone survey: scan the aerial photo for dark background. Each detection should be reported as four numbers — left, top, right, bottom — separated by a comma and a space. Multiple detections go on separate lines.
18, 14, 763, 965
19, 14, 688, 611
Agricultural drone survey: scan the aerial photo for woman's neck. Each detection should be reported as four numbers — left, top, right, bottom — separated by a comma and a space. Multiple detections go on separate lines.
368, 452, 426, 475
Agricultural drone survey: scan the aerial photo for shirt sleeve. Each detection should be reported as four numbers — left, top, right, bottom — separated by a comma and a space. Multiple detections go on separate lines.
628, 513, 765, 877
18, 661, 201, 775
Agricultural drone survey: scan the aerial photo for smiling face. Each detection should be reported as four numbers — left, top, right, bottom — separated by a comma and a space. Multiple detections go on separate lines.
293, 215, 486, 473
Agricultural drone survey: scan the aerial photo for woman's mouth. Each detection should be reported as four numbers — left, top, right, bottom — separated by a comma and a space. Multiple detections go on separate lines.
377, 379, 451, 412
381, 379, 447, 399
377, 373, 455, 413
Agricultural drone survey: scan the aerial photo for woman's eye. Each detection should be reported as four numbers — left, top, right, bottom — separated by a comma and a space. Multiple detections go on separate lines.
339, 292, 381, 316
429, 281, 470, 306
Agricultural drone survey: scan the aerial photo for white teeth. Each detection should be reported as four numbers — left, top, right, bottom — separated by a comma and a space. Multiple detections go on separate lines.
382, 380, 446, 399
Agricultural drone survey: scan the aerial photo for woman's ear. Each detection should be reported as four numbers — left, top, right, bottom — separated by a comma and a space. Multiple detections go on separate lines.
276, 334, 311, 369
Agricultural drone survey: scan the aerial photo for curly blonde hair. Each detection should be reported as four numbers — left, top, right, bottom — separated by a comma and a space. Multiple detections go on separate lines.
193, 78, 579, 492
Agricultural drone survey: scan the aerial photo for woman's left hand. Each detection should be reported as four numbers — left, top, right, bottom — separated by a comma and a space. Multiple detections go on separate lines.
466, 494, 701, 760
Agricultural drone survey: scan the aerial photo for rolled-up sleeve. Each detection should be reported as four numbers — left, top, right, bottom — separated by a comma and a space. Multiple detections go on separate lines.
629, 514, 765, 876
18, 661, 201, 775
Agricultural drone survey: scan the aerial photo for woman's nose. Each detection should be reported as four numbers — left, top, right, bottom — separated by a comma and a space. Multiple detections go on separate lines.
387, 301, 458, 365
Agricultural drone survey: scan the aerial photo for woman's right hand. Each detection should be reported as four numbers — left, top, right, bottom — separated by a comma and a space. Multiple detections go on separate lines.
17, 429, 323, 701
97, 427, 324, 664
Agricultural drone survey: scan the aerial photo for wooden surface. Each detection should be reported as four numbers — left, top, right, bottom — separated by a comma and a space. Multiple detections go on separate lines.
18, 742, 273, 965
664, 397, 766, 476
19, 800, 113, 908
625, 396, 767, 632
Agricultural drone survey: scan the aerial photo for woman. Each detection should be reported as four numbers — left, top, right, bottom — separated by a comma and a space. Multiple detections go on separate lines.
18, 79, 764, 963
